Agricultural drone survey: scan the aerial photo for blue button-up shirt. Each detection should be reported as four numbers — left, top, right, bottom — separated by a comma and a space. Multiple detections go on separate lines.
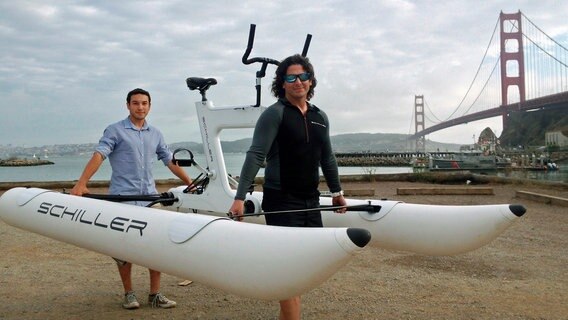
95, 117, 172, 195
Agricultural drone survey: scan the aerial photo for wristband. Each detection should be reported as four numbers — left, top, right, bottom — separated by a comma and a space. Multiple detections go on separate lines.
331, 190, 344, 197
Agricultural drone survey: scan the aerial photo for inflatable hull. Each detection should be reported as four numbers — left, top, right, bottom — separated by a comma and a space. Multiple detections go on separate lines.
0, 187, 370, 300
168, 187, 525, 256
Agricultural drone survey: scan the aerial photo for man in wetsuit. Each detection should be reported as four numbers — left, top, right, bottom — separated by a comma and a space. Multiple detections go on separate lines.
229, 54, 346, 320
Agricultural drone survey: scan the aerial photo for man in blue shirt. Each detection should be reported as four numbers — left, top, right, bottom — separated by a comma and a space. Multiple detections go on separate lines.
71, 88, 193, 310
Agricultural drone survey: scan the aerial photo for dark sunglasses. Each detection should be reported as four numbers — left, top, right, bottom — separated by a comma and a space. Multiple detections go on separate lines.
283, 72, 311, 83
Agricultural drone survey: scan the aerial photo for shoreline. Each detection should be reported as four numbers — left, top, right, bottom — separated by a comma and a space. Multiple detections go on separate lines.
0, 159, 54, 167
1, 171, 566, 191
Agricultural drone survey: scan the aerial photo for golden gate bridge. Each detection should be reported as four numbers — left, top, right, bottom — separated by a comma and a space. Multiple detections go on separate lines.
411, 11, 568, 151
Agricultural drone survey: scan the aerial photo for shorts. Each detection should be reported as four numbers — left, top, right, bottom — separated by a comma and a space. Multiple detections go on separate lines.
262, 188, 322, 228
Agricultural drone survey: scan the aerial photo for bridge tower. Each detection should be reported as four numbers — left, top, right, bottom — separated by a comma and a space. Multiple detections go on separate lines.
414, 95, 425, 152
500, 11, 526, 131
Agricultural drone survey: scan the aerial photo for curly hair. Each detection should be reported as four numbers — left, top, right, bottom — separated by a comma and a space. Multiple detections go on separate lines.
271, 54, 317, 100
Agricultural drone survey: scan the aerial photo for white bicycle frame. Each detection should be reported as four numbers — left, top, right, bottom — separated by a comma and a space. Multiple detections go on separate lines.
170, 100, 266, 215
169, 24, 311, 216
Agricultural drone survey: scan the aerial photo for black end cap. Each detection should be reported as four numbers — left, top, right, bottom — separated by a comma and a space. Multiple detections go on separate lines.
346, 228, 372, 248
509, 204, 526, 217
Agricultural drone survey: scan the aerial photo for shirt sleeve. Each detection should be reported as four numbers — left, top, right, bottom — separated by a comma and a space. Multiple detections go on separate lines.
235, 106, 282, 200
155, 130, 173, 166
95, 125, 117, 160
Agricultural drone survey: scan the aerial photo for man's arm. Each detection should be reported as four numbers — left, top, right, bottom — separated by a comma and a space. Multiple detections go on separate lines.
166, 161, 193, 186
319, 110, 342, 192
318, 109, 347, 213
234, 106, 281, 200
70, 152, 104, 196
230, 105, 282, 220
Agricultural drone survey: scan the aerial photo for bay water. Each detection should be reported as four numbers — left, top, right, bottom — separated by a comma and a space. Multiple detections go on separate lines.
0, 153, 414, 183
2, 153, 565, 183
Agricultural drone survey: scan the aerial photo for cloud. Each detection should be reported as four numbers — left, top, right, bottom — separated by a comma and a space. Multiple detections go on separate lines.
0, 0, 566, 148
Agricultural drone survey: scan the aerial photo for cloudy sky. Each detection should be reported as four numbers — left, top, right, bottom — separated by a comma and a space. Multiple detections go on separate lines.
1, 0, 567, 148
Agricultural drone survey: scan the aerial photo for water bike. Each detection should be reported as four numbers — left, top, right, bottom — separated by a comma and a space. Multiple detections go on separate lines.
0, 25, 525, 302
163, 24, 526, 256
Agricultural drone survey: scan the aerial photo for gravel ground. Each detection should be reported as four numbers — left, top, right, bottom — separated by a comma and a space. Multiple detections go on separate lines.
0, 180, 567, 320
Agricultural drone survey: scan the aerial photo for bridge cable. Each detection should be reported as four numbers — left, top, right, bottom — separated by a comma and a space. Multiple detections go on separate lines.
443, 15, 500, 121
520, 13, 568, 96
521, 12, 568, 53
459, 55, 500, 117
424, 98, 443, 123
521, 30, 568, 68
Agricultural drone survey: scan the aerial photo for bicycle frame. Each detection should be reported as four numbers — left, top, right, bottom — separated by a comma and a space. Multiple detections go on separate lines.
169, 24, 312, 215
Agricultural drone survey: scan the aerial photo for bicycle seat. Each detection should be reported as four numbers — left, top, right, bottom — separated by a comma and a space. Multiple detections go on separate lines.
186, 77, 217, 92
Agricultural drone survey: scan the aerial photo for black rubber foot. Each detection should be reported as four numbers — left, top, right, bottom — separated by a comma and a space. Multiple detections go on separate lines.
509, 204, 527, 217
346, 228, 372, 248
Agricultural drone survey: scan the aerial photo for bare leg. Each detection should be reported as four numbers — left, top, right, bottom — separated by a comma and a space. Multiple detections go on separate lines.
117, 262, 133, 293
279, 296, 301, 320
148, 269, 176, 308
149, 269, 161, 294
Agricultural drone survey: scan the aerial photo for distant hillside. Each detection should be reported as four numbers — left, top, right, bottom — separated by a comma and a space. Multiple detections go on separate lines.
8, 109, 565, 158
0, 133, 461, 158
170, 132, 461, 154
500, 108, 568, 147
329, 133, 461, 152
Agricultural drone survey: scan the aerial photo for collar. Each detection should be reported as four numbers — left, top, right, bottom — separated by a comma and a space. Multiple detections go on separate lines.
279, 98, 318, 112
123, 117, 149, 131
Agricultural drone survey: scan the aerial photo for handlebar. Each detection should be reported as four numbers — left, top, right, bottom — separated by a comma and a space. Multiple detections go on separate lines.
240, 23, 313, 107
301, 34, 312, 57
242, 24, 280, 66
187, 24, 313, 104
241, 24, 312, 67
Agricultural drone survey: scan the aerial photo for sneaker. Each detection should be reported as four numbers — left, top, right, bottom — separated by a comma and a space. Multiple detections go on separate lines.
122, 291, 140, 310
148, 292, 177, 308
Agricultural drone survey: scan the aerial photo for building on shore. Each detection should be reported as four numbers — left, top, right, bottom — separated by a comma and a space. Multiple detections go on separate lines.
546, 129, 568, 149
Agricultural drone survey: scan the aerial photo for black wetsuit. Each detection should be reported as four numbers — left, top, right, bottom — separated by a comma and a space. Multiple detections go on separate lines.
235, 98, 342, 226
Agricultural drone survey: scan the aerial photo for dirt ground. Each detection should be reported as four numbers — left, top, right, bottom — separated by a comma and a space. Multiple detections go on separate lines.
1, 180, 567, 320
